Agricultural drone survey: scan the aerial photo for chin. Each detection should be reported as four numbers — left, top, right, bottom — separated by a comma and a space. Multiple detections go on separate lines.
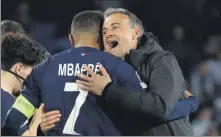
107, 51, 115, 55
116, 54, 124, 59
12, 91, 21, 97
125, 51, 130, 55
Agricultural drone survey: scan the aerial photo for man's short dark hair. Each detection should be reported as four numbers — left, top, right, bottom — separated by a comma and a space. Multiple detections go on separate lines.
1, 33, 46, 70
71, 10, 104, 34
1, 20, 26, 35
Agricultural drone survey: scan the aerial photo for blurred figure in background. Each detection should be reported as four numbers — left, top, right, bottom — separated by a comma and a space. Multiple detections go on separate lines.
192, 107, 219, 136
208, 126, 220, 136
203, 36, 221, 59
166, 25, 194, 80
213, 97, 221, 132
190, 36, 221, 103
1, 20, 51, 58
51, 22, 71, 55
1, 20, 26, 35
190, 35, 221, 135
12, 1, 33, 36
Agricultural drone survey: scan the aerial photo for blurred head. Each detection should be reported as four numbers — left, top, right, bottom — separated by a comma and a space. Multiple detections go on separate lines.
198, 108, 212, 121
69, 10, 104, 49
1, 20, 26, 35
203, 36, 221, 58
1, 33, 46, 96
173, 25, 184, 41
32, 40, 51, 59
199, 61, 209, 76
103, 8, 144, 58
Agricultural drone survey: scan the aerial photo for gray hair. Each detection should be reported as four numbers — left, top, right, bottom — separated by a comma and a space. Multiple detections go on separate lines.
104, 8, 144, 40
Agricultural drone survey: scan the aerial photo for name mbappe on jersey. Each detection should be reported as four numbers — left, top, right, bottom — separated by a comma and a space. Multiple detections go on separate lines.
58, 63, 101, 76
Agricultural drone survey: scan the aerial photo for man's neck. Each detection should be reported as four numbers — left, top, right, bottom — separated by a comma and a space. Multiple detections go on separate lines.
1, 70, 16, 97
74, 33, 100, 50
75, 40, 100, 50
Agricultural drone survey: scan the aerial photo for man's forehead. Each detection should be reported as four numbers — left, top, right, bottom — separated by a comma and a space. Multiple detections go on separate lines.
103, 13, 129, 26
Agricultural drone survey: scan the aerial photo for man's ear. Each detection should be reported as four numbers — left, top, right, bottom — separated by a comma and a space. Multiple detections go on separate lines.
69, 34, 75, 47
132, 27, 141, 40
13, 63, 23, 75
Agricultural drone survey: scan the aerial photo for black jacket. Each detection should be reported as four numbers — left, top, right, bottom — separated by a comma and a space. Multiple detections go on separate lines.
103, 33, 194, 136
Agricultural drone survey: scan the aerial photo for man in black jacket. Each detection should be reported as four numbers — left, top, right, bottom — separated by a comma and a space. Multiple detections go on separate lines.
76, 8, 194, 136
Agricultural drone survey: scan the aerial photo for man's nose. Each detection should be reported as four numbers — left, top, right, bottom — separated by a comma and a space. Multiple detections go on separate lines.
105, 30, 115, 38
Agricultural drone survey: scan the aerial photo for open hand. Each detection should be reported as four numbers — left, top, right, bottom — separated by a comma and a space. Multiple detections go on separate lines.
76, 64, 111, 96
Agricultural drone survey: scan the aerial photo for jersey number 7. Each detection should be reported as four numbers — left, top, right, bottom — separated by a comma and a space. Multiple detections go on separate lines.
62, 82, 88, 135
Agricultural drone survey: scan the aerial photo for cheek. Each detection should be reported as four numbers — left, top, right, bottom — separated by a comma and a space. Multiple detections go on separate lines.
121, 35, 132, 49
120, 30, 132, 42
103, 37, 106, 43
126, 32, 134, 44
103, 44, 110, 51
19, 72, 28, 79
21, 68, 33, 78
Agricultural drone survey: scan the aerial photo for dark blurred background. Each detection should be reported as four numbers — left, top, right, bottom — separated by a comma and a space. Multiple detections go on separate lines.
2, 0, 221, 135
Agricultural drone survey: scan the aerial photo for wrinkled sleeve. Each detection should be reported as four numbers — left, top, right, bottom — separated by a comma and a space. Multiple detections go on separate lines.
103, 54, 185, 119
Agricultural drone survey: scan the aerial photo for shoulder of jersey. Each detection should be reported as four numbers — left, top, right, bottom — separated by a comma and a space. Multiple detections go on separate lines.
46, 48, 73, 62
34, 49, 71, 70
101, 51, 122, 61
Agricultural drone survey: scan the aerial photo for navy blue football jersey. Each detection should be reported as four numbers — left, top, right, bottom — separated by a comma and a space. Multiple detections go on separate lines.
21, 47, 144, 136
1, 89, 29, 135
1, 89, 15, 126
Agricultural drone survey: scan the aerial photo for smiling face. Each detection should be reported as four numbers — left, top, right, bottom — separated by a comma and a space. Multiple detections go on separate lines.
102, 13, 139, 58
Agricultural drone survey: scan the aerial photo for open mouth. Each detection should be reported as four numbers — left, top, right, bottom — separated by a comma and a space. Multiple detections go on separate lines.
108, 40, 119, 49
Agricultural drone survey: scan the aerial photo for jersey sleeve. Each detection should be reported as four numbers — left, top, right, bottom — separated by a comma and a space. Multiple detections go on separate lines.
115, 61, 146, 91
167, 96, 199, 120
1, 91, 15, 126
21, 68, 42, 108
18, 122, 29, 136
1, 91, 30, 135
2, 107, 31, 135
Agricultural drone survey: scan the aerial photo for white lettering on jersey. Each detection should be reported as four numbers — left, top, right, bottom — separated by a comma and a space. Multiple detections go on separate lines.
67, 64, 74, 76
80, 64, 87, 75
58, 64, 67, 76
94, 63, 101, 74
58, 63, 101, 76
87, 64, 94, 76
74, 63, 80, 76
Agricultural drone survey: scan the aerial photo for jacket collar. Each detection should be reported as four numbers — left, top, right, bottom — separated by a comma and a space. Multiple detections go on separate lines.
126, 32, 163, 68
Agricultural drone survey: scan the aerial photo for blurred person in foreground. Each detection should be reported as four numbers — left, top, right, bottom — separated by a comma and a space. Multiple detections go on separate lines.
2, 11, 198, 136
76, 8, 196, 135
1, 33, 46, 136
1, 20, 53, 135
